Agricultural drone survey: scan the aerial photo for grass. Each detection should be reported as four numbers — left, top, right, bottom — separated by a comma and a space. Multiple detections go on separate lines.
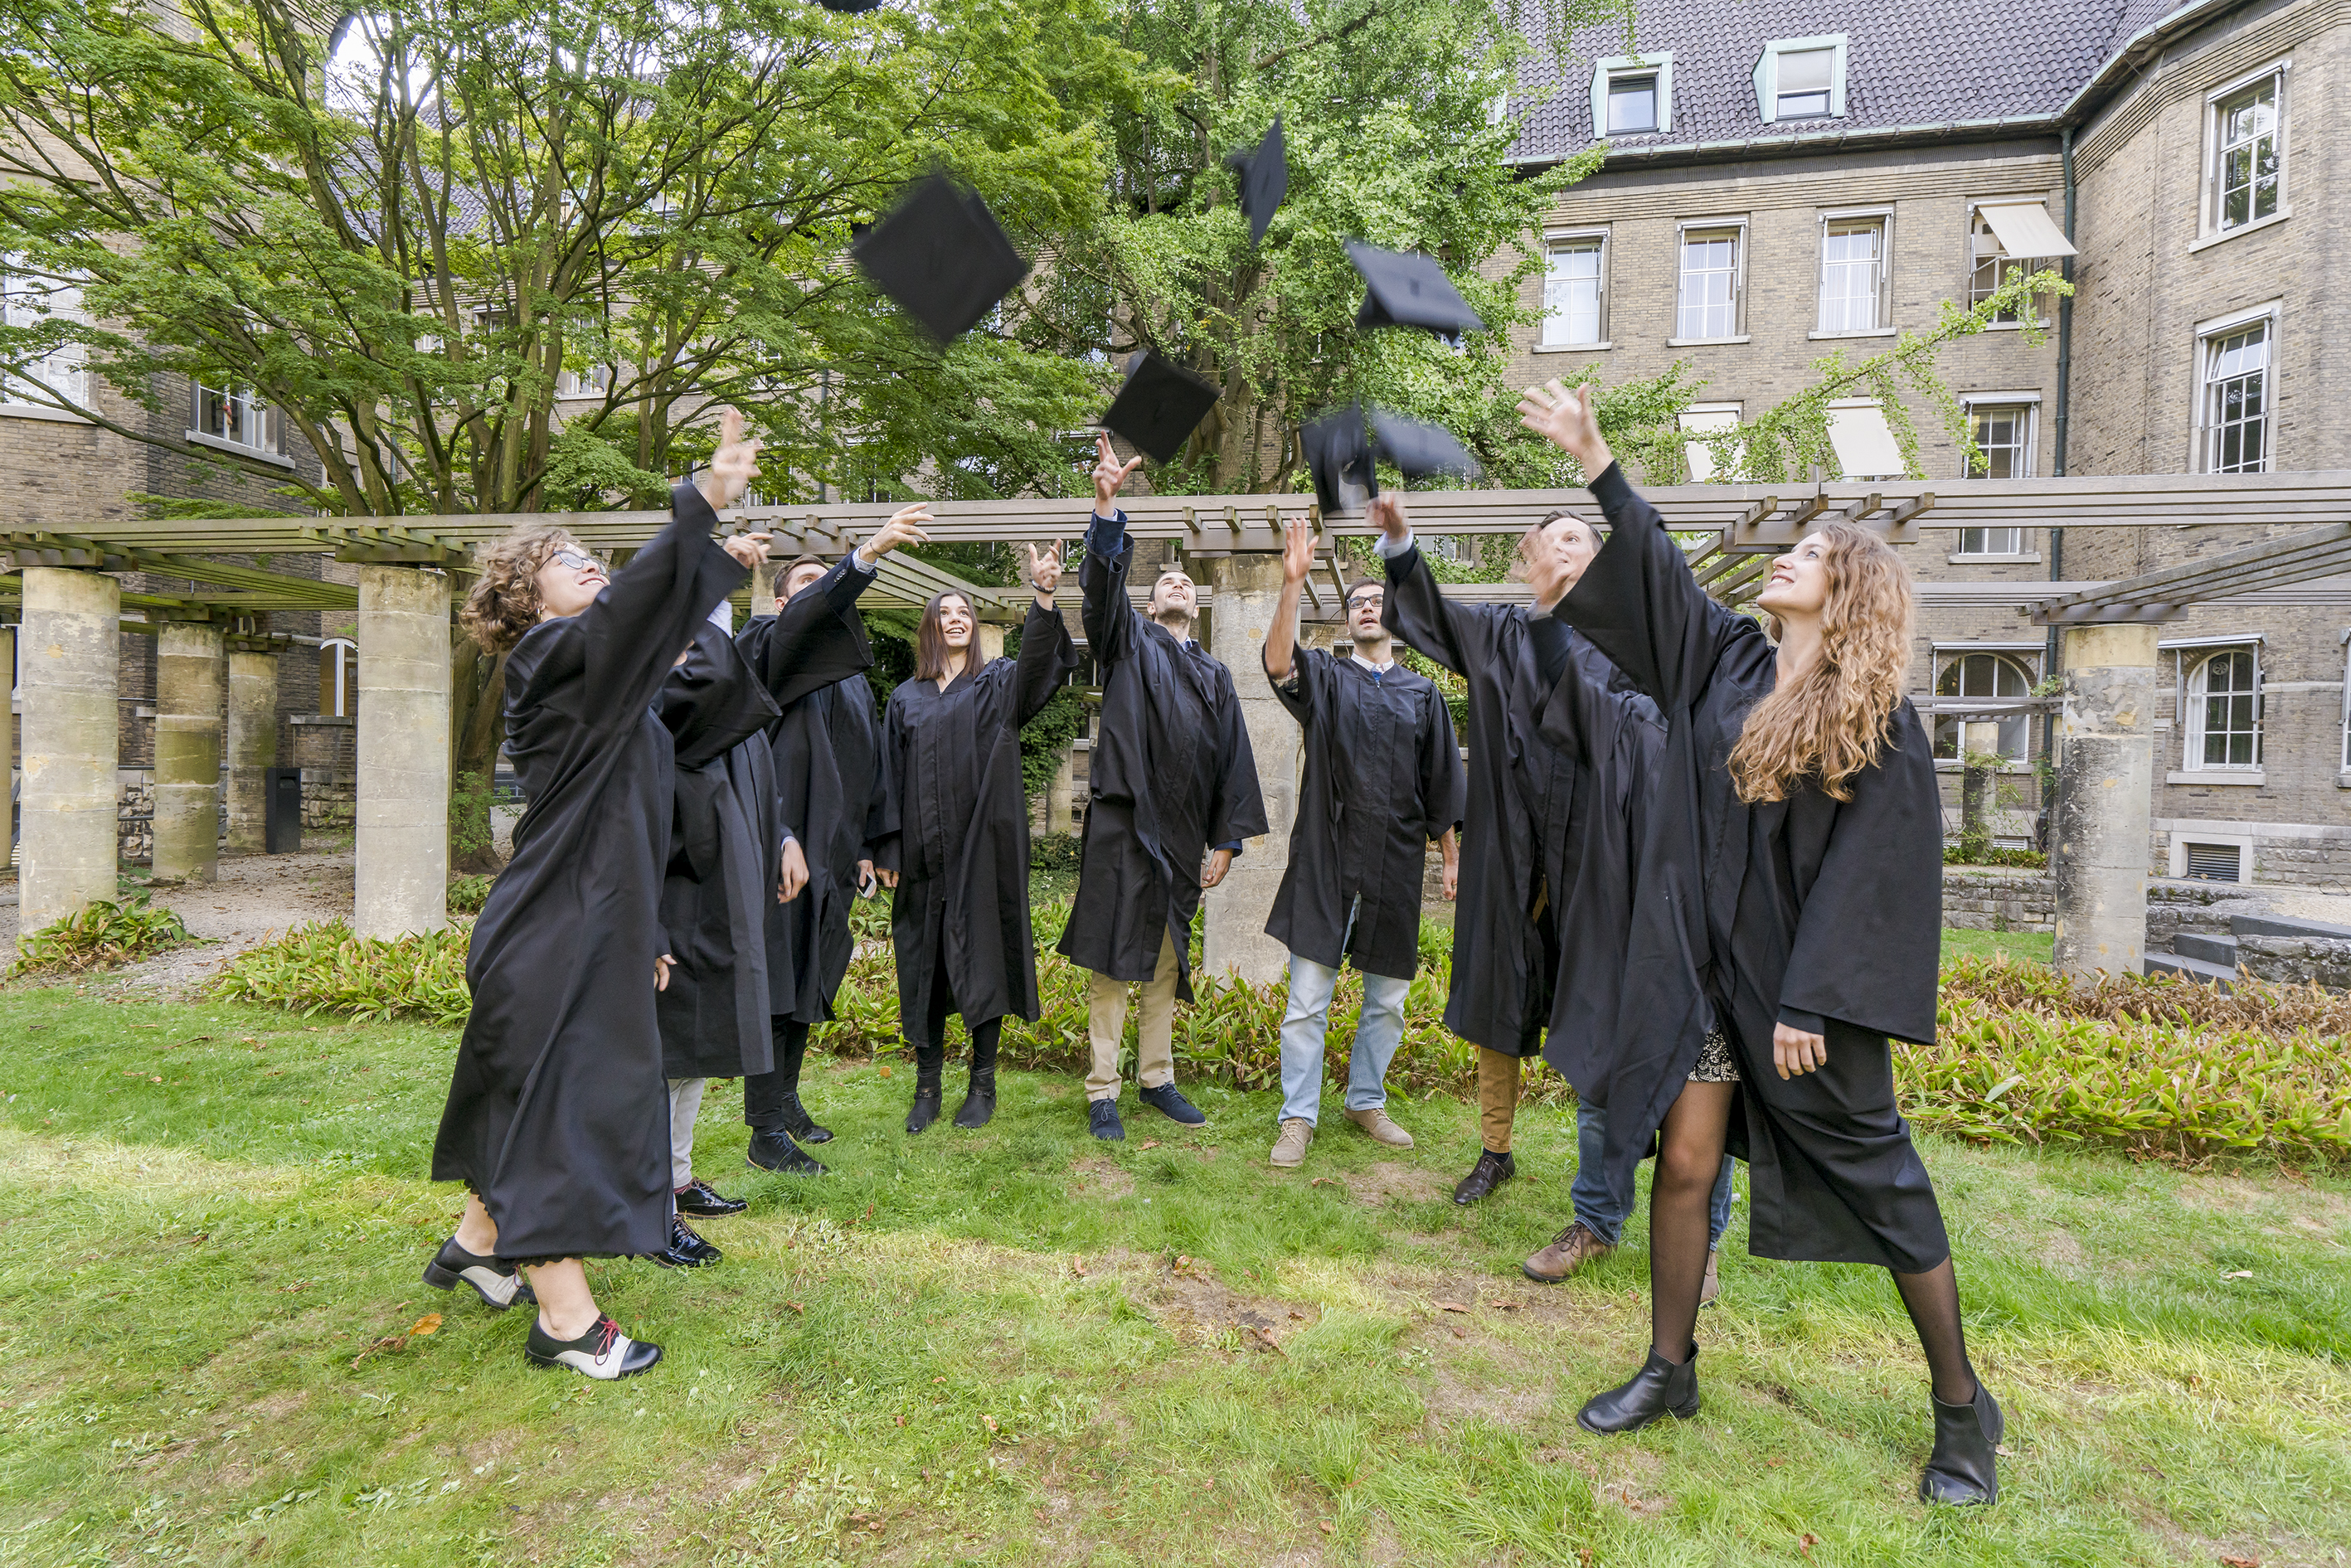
1, 978, 2348, 1567
1941, 928, 2054, 965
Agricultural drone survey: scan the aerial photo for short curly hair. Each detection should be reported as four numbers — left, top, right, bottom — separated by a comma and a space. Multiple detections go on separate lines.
460, 523, 586, 654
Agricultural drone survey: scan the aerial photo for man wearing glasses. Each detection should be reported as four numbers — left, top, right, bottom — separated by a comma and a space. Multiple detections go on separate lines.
1260, 518, 1464, 1170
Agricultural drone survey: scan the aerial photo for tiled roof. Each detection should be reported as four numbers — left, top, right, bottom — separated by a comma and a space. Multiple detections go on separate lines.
1507, 0, 2190, 163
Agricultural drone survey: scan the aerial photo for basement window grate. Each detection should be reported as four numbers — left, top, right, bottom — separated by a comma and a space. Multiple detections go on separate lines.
2182, 842, 2244, 883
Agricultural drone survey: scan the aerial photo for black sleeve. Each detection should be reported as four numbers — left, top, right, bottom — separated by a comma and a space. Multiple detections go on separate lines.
1554, 462, 1747, 711
1013, 600, 1082, 727
1204, 664, 1270, 848
1265, 644, 1329, 727
1379, 541, 1509, 677
561, 482, 746, 735
737, 556, 876, 710
1418, 682, 1466, 838
870, 692, 906, 876
1079, 512, 1142, 671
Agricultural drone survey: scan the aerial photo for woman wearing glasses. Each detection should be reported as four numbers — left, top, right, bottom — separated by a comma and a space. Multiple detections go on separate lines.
423, 415, 762, 1380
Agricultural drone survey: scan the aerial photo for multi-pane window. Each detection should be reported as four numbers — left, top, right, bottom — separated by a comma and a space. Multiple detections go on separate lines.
195, 384, 270, 449
1932, 653, 2035, 762
1958, 404, 2031, 553
556, 364, 610, 398
1676, 227, 1741, 340
2201, 316, 2271, 473
2210, 72, 2283, 233
1542, 235, 1605, 347
1817, 217, 1885, 333
1607, 71, 1659, 133
1775, 47, 1836, 118
1968, 213, 2043, 323
2186, 647, 2261, 769
0, 266, 89, 406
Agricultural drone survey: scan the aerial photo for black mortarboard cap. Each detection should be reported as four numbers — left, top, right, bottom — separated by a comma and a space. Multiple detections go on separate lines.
1369, 407, 1476, 481
816, 0, 885, 11
849, 172, 1031, 346
1346, 240, 1484, 337
1100, 349, 1221, 464
1301, 404, 1379, 517
1223, 116, 1288, 249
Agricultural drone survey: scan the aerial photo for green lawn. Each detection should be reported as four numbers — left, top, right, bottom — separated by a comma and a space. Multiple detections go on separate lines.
1, 968, 2345, 1566
1941, 927, 2055, 966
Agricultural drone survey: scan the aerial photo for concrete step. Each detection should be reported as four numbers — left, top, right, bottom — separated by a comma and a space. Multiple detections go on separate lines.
2172, 932, 2241, 968
2145, 952, 2237, 990
2230, 912, 2351, 944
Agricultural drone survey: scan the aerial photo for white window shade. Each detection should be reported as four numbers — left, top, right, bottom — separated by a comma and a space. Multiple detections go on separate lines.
1975, 201, 2076, 260
1680, 405, 1742, 482
1827, 400, 1907, 478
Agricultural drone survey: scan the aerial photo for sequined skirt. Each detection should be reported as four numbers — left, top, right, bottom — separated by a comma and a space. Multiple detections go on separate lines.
1688, 1023, 1740, 1083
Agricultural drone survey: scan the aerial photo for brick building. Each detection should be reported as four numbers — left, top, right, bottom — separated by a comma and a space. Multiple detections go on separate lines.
1501, 0, 2351, 888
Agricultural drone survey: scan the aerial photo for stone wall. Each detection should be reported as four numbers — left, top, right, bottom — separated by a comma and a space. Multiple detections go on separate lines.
1942, 867, 2055, 932
116, 769, 153, 862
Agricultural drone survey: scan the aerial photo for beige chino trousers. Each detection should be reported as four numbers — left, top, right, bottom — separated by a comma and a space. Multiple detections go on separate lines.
1085, 928, 1182, 1101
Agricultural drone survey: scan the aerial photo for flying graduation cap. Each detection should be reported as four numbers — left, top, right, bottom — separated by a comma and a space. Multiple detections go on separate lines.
1100, 349, 1222, 464
815, 0, 885, 10
1345, 240, 1485, 338
1369, 407, 1476, 481
1301, 404, 1379, 517
849, 172, 1032, 346
1223, 116, 1289, 250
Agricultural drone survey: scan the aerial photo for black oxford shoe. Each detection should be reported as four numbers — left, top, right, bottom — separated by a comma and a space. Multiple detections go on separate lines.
1919, 1381, 2004, 1506
747, 1129, 827, 1176
524, 1314, 661, 1380
1578, 1345, 1701, 1435
1451, 1148, 1515, 1205
651, 1215, 721, 1269
421, 1237, 537, 1311
674, 1177, 746, 1217
775, 1089, 833, 1145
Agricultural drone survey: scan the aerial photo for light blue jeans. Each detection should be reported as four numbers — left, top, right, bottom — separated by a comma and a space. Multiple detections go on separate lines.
1572, 1100, 1737, 1252
1279, 951, 1412, 1125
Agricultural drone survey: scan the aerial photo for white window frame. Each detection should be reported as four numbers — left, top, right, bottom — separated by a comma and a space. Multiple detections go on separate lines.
2340, 626, 2351, 781
2200, 59, 2290, 240
1965, 201, 2054, 327
1537, 229, 1609, 351
190, 382, 284, 462
1931, 647, 2041, 765
0, 261, 91, 420
1814, 207, 1892, 336
318, 637, 356, 719
1591, 54, 1673, 139
1955, 397, 2038, 559
1753, 35, 1848, 124
556, 363, 610, 399
1671, 217, 1747, 345
1678, 401, 1743, 483
2194, 299, 2279, 476
2167, 637, 2264, 777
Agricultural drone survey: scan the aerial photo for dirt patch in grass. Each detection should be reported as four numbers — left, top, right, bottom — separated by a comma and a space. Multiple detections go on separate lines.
1344, 1162, 1452, 1206
1134, 1265, 1321, 1355
1066, 1156, 1134, 1201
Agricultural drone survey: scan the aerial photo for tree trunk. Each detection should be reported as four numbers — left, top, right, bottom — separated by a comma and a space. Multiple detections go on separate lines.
449, 637, 509, 874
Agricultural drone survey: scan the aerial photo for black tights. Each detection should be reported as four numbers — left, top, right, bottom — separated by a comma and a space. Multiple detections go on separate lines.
1649, 1080, 1977, 1405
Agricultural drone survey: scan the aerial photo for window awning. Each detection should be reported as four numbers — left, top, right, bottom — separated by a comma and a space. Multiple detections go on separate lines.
1977, 201, 2077, 260
1826, 400, 1907, 479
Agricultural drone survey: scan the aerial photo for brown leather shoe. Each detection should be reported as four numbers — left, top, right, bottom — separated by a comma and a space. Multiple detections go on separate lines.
1344, 1105, 1414, 1148
1699, 1249, 1722, 1307
1522, 1220, 1615, 1284
1269, 1118, 1314, 1168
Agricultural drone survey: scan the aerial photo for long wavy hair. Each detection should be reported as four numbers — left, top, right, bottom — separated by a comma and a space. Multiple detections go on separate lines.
1726, 522, 1914, 803
913, 590, 977, 682
459, 523, 585, 655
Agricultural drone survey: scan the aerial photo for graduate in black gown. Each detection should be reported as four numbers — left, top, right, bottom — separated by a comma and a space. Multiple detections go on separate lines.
740, 551, 901, 1173
423, 412, 760, 1381
1522, 381, 2001, 1507
872, 546, 1081, 1133
1060, 435, 1269, 1142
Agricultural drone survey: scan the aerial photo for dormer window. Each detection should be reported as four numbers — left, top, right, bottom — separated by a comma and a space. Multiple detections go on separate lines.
1590, 54, 1673, 140
1754, 36, 1848, 124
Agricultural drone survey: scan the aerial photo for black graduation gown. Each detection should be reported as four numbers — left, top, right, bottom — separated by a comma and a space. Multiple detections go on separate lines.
433, 482, 745, 1263
1557, 462, 1950, 1274
874, 600, 1081, 1034
1263, 648, 1465, 982
764, 668, 885, 1023
1381, 542, 1585, 1056
1060, 517, 1269, 999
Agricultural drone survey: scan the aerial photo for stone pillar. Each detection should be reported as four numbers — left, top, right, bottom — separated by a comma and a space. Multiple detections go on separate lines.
153, 623, 226, 881
1048, 745, 1076, 835
355, 566, 452, 938
1201, 551, 1292, 984
749, 559, 780, 618
1957, 719, 1998, 862
226, 647, 279, 852
18, 567, 119, 930
2052, 623, 2157, 978
976, 622, 1007, 663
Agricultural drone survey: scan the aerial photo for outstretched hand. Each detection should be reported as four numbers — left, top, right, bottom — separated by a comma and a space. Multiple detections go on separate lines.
1091, 431, 1143, 514
857, 503, 933, 566
1280, 516, 1315, 585
1027, 539, 1064, 600
721, 531, 773, 570
1517, 380, 1613, 478
698, 408, 762, 509
1366, 493, 1411, 545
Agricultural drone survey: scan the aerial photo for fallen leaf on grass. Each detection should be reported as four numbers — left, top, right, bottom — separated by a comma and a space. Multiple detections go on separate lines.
1071, 1255, 1088, 1277
2222, 1269, 2253, 1279
1139, 1139, 1160, 1150
1309, 1177, 1334, 1187
1995, 1444, 2013, 1456
409, 1313, 442, 1337
1435, 1300, 1471, 1314
877, 1065, 892, 1078
982, 1415, 999, 1434
1317, 1521, 1333, 1535
2219, 1556, 2260, 1567
784, 1302, 804, 1314
1288, 1310, 1304, 1321
1800, 1533, 1819, 1555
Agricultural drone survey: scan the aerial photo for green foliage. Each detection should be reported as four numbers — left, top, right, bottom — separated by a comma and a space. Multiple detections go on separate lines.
446, 875, 496, 915
203, 921, 472, 1027
448, 771, 497, 865
1945, 844, 2048, 868
10, 896, 188, 975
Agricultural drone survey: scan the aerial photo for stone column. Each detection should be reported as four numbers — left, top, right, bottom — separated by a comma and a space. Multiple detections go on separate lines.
2052, 622, 2157, 978
1201, 551, 1292, 984
355, 565, 452, 938
976, 622, 1007, 663
153, 622, 226, 882
18, 567, 119, 930
749, 559, 780, 618
226, 647, 279, 852
1047, 745, 1076, 835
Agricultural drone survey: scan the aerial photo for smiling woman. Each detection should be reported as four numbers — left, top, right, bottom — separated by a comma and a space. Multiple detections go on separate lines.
457, 525, 598, 656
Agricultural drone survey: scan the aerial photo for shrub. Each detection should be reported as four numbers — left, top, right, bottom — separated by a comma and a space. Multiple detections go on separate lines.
12, 896, 190, 975
447, 875, 496, 915
1944, 845, 2048, 868
206, 921, 472, 1027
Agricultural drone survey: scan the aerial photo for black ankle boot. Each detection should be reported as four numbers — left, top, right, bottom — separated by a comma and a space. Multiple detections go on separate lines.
953, 1036, 998, 1129
1577, 1345, 1700, 1434
905, 1046, 945, 1134
747, 1127, 827, 1176
776, 1028, 832, 1144
1919, 1380, 2003, 1506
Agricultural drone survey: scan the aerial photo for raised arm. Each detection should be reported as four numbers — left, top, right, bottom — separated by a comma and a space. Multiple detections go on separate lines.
563, 480, 748, 731
1077, 432, 1147, 667
736, 502, 931, 708
1013, 543, 1082, 726
1369, 493, 1511, 676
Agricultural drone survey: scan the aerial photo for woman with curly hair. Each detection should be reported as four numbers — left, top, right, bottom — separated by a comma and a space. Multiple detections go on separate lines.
421, 414, 763, 1380
1518, 381, 2001, 1507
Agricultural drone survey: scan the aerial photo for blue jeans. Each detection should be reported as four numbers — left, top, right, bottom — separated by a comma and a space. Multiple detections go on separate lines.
1279, 952, 1412, 1125
1572, 1100, 1736, 1251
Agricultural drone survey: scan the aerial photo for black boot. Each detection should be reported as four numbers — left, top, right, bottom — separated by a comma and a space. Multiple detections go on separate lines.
1452, 1148, 1516, 1205
953, 1034, 998, 1129
774, 1022, 833, 1145
905, 1045, 945, 1134
1919, 1379, 2004, 1506
747, 1127, 827, 1176
1577, 1345, 1700, 1434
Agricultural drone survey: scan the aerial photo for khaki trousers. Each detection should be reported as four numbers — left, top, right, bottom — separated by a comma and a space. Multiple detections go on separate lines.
1086, 928, 1180, 1101
1477, 1048, 1519, 1153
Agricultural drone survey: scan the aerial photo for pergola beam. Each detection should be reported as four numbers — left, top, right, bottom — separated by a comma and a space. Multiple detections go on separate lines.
2031, 520, 2351, 624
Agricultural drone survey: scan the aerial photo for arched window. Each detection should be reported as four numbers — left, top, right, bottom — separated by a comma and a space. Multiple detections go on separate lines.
1932, 652, 2033, 761
318, 638, 356, 719
2185, 647, 2261, 768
